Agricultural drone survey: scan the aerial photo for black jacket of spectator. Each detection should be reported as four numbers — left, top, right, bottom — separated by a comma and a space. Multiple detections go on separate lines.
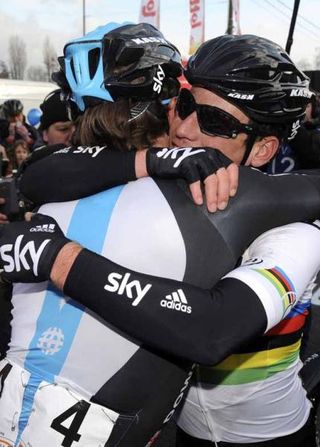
290, 122, 320, 169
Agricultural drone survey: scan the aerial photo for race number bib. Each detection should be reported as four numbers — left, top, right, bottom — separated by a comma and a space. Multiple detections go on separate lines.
0, 360, 119, 447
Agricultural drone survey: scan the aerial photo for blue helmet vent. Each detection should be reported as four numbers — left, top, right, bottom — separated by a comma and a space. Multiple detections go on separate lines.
63, 22, 130, 111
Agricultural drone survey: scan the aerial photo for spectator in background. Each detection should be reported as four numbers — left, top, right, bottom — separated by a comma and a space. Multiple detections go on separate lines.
11, 139, 30, 173
0, 143, 11, 178
0, 89, 73, 228
0, 139, 11, 225
0, 117, 9, 148
289, 92, 320, 169
305, 93, 320, 127
35, 89, 75, 147
2, 99, 38, 151
265, 92, 320, 173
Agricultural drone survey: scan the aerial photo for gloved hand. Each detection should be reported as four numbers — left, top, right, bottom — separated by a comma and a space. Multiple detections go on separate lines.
0, 214, 71, 283
146, 147, 233, 184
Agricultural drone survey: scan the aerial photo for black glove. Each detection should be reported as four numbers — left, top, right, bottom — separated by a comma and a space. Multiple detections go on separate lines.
146, 147, 233, 184
0, 214, 71, 283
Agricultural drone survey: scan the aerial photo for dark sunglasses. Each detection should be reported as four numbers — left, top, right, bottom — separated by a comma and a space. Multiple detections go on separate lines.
176, 88, 254, 139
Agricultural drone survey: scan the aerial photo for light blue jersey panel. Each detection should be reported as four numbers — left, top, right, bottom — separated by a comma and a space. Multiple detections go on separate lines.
15, 187, 125, 443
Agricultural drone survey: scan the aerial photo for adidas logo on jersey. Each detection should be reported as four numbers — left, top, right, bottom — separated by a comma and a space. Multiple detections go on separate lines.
160, 289, 192, 313
30, 224, 56, 233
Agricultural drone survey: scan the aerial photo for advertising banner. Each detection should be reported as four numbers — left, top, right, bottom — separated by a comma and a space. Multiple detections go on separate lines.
189, 0, 205, 55
139, 0, 160, 28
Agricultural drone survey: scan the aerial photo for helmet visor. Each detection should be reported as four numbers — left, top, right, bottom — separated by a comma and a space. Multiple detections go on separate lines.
176, 88, 254, 139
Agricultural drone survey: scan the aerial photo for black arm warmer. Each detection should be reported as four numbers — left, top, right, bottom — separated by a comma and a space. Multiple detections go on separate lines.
20, 145, 137, 204
64, 249, 266, 366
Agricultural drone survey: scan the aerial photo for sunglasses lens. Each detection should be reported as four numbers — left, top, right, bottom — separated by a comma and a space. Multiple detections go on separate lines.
176, 89, 252, 139
198, 106, 237, 138
176, 89, 195, 120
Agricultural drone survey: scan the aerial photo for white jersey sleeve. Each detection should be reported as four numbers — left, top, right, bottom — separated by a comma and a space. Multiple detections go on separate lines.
224, 221, 320, 331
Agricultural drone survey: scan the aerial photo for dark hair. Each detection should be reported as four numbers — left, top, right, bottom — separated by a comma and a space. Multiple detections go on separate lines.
11, 139, 30, 170
72, 98, 169, 150
254, 122, 293, 144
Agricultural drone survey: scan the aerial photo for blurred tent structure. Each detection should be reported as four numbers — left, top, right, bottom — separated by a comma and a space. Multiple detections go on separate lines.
0, 79, 55, 115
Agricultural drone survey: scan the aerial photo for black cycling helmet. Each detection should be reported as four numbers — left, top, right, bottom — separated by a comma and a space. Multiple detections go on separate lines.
185, 34, 312, 125
56, 21, 182, 112
2, 99, 24, 118
102, 23, 182, 100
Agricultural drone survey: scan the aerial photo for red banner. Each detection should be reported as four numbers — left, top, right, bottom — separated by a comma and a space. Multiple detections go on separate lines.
189, 0, 205, 55
139, 0, 160, 29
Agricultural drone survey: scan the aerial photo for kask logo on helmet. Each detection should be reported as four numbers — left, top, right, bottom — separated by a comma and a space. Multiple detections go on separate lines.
290, 89, 312, 98
228, 92, 254, 101
132, 37, 167, 45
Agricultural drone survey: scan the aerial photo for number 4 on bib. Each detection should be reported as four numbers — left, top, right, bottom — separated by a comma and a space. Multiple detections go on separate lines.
51, 400, 90, 447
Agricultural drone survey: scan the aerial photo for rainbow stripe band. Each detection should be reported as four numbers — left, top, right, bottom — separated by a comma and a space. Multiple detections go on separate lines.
199, 340, 301, 385
254, 266, 296, 313
255, 266, 295, 294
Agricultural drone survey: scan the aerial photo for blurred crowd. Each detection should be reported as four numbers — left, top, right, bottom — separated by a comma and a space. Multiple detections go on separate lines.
0, 90, 75, 223
0, 90, 75, 174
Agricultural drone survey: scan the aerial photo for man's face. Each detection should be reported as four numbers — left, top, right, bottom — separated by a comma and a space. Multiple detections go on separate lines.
169, 87, 251, 165
43, 121, 75, 146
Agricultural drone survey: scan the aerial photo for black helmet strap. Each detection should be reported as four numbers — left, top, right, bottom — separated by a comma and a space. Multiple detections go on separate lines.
240, 129, 258, 166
